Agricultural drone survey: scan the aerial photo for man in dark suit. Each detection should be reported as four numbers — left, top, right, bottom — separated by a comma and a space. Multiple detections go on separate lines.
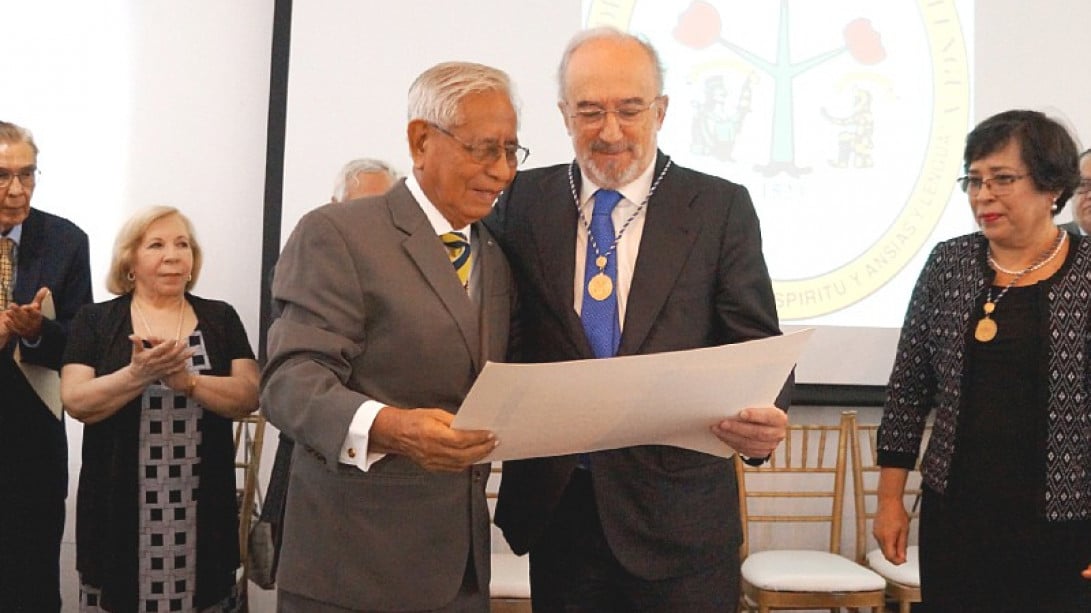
1062, 148, 1091, 236
485, 28, 790, 611
262, 62, 528, 612
0, 121, 93, 611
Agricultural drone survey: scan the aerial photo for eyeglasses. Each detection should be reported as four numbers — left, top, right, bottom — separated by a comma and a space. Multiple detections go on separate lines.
956, 173, 1027, 195
1075, 179, 1091, 195
565, 97, 662, 128
429, 123, 530, 167
0, 168, 39, 189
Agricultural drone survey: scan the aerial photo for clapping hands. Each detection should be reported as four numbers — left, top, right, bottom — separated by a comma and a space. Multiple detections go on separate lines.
128, 334, 192, 386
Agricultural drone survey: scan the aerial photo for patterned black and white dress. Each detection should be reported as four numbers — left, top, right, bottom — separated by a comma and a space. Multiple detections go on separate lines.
80, 330, 240, 613
65, 294, 253, 613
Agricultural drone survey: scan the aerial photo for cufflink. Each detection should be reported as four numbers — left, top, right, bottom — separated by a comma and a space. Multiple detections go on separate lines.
347, 448, 357, 459
742, 454, 768, 467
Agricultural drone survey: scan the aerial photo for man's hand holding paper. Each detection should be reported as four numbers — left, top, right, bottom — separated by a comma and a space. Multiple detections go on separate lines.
712, 405, 789, 459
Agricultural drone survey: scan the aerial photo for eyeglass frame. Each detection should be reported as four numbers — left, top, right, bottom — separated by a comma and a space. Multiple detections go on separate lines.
428, 123, 529, 167
0, 167, 40, 189
563, 97, 664, 128
956, 173, 1027, 195
1075, 179, 1091, 195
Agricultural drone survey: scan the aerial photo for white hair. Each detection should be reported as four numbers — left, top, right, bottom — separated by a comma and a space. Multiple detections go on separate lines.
332, 158, 399, 201
407, 61, 520, 128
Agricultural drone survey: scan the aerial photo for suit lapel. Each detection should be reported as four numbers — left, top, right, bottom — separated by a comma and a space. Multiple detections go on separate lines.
619, 154, 703, 356
388, 187, 482, 371
525, 165, 595, 357
12, 208, 44, 305
472, 222, 507, 365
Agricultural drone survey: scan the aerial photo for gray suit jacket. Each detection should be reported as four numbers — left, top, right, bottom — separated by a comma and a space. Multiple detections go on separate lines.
262, 182, 513, 611
485, 153, 790, 582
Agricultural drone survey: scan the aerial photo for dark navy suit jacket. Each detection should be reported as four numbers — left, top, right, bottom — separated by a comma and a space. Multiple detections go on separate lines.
0, 206, 92, 510
486, 153, 791, 581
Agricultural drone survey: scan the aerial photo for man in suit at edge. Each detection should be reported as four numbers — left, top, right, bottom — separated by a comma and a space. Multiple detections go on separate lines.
485, 28, 791, 612
262, 61, 528, 612
0, 120, 93, 612
1061, 148, 1091, 236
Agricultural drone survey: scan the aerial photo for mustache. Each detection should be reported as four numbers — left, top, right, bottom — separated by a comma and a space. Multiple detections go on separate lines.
590, 141, 633, 155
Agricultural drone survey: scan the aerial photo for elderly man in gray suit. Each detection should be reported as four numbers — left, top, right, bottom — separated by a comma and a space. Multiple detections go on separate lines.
262, 61, 528, 612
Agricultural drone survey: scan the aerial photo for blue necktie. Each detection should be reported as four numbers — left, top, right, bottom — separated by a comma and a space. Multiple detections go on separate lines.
581, 189, 623, 358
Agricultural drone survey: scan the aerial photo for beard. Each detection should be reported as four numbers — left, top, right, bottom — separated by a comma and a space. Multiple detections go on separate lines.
578, 140, 647, 189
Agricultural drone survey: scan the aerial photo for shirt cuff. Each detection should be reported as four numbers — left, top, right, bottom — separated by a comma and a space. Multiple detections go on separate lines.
876, 449, 919, 470
20, 335, 42, 348
741, 454, 769, 467
339, 400, 387, 471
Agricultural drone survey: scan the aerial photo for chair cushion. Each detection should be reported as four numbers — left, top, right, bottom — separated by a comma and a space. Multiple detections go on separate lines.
490, 553, 531, 598
866, 545, 920, 587
742, 550, 886, 591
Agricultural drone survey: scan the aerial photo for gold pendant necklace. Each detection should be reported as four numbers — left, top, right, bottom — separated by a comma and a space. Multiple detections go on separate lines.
569, 159, 673, 302
587, 255, 613, 301
976, 229, 1066, 343
974, 302, 998, 342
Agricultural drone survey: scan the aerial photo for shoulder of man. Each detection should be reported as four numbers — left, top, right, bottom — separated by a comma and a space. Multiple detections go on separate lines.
661, 159, 745, 193
26, 207, 90, 240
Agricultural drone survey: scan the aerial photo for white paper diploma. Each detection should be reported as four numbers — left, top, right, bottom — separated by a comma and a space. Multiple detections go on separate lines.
13, 291, 62, 420
452, 329, 812, 462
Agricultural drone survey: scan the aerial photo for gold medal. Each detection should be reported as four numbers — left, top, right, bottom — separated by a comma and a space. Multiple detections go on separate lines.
975, 316, 997, 342
974, 301, 996, 342
588, 273, 613, 301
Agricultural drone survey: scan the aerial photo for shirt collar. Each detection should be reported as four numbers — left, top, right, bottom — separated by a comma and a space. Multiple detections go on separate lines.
405, 171, 469, 235
2, 223, 23, 246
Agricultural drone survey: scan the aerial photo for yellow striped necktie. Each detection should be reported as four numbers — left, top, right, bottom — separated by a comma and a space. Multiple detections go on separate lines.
0, 237, 13, 309
440, 231, 472, 287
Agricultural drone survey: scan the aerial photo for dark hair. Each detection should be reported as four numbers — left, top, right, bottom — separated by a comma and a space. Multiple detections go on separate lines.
963, 110, 1080, 214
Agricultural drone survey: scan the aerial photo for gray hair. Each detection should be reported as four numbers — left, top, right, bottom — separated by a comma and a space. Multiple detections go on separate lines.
333, 158, 399, 201
556, 27, 665, 102
407, 61, 519, 129
0, 120, 39, 155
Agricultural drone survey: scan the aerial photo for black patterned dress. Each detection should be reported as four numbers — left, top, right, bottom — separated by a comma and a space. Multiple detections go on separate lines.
65, 294, 252, 613
79, 330, 241, 613
918, 283, 1091, 611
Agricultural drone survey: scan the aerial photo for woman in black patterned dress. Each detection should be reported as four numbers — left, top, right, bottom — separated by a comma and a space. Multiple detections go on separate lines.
61, 206, 259, 613
873, 110, 1091, 612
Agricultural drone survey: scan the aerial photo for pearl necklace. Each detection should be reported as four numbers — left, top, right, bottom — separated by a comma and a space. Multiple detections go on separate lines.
987, 229, 1068, 275
975, 229, 1066, 343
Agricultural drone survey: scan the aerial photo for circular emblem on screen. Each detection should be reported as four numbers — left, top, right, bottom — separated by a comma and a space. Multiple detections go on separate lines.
587, 0, 970, 320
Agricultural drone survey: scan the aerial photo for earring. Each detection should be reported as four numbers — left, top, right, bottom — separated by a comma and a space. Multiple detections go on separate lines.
1052, 201, 1059, 212
126, 271, 135, 281
186, 274, 193, 281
